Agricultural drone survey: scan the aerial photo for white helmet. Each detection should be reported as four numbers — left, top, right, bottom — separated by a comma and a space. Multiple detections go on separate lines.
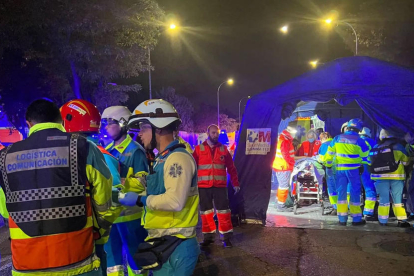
128, 99, 181, 129
101, 106, 132, 127
341, 122, 348, 133
379, 129, 393, 140
359, 127, 371, 138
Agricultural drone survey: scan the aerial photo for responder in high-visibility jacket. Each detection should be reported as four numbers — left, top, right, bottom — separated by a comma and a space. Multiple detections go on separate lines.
193, 124, 240, 248
324, 119, 370, 226
359, 127, 377, 220
273, 125, 298, 212
0, 99, 114, 276
296, 129, 321, 157
318, 132, 337, 214
100, 106, 148, 276
119, 99, 200, 276
61, 99, 124, 276
370, 129, 410, 227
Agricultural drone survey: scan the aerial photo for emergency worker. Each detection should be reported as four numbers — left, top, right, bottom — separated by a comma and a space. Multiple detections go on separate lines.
0, 99, 113, 275
174, 131, 193, 153
61, 99, 123, 275
318, 132, 337, 215
359, 127, 377, 220
325, 119, 370, 226
100, 106, 148, 276
273, 125, 297, 212
119, 99, 200, 276
370, 130, 410, 227
296, 129, 321, 157
193, 124, 240, 248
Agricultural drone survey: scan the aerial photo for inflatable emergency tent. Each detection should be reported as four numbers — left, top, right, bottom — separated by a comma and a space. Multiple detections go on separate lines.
233, 56, 414, 224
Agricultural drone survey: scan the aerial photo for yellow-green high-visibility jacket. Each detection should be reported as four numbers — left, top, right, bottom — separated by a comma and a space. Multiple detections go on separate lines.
370, 139, 410, 180
106, 135, 148, 223
0, 123, 115, 276
317, 138, 333, 163
325, 131, 370, 170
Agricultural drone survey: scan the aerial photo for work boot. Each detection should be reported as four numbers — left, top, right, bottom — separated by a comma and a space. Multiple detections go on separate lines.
222, 239, 233, 248
364, 215, 377, 222
352, 220, 366, 226
338, 221, 347, 226
199, 239, 214, 247
276, 204, 293, 212
398, 220, 411, 228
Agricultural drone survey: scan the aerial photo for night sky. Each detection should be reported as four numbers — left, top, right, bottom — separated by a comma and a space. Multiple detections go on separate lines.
127, 0, 360, 116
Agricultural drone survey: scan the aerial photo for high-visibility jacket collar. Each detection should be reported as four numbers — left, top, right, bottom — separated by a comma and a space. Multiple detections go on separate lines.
107, 134, 133, 154
28, 122, 66, 136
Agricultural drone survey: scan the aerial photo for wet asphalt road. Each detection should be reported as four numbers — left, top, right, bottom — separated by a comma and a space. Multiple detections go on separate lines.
2, 223, 414, 276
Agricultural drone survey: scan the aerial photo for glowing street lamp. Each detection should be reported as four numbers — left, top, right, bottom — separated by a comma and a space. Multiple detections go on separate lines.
323, 17, 358, 56
280, 25, 288, 34
309, 60, 319, 68
170, 23, 177, 30
217, 79, 234, 127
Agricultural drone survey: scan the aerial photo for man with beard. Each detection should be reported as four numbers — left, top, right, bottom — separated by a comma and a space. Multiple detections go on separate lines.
193, 124, 240, 248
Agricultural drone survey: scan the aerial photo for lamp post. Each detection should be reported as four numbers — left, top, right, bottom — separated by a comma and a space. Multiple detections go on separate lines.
325, 18, 358, 56
148, 23, 178, 99
217, 78, 234, 128
238, 96, 251, 125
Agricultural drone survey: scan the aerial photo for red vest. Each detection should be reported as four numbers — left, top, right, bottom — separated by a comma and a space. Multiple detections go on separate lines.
301, 140, 321, 157
195, 142, 228, 188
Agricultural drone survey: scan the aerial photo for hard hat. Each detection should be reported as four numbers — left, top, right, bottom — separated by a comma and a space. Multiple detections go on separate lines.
379, 129, 393, 140
60, 99, 101, 133
128, 99, 181, 129
359, 127, 371, 138
347, 118, 363, 132
341, 122, 348, 133
101, 106, 132, 127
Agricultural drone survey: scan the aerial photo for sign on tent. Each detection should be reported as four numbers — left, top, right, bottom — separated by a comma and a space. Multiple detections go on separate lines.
246, 128, 271, 155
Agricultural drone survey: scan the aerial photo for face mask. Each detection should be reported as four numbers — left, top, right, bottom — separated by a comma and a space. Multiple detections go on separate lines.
308, 138, 315, 143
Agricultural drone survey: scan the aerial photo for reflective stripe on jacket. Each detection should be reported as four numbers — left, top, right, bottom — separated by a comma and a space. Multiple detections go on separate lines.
0, 123, 113, 275
194, 142, 228, 188
370, 139, 410, 180
273, 130, 295, 171
324, 131, 370, 170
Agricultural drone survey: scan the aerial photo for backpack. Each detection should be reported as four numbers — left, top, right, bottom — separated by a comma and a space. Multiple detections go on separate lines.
369, 142, 399, 174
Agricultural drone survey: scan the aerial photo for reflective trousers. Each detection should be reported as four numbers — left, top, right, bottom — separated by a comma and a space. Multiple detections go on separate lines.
105, 219, 147, 276
153, 237, 200, 276
275, 171, 292, 205
336, 169, 362, 223
375, 180, 407, 223
361, 164, 377, 216
326, 168, 337, 209
199, 187, 233, 240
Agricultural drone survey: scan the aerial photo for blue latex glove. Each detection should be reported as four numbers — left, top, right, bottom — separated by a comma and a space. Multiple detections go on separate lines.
119, 192, 139, 207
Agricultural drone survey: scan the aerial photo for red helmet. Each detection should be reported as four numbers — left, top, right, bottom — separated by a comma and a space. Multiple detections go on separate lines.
60, 99, 101, 133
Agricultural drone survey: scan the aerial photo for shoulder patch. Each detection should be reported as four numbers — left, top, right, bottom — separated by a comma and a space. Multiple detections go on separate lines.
168, 163, 183, 178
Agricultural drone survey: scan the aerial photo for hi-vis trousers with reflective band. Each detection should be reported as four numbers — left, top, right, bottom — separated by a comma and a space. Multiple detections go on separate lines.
375, 180, 407, 223
105, 219, 147, 276
336, 169, 363, 223
326, 168, 338, 209
199, 187, 233, 240
361, 164, 377, 216
275, 171, 292, 205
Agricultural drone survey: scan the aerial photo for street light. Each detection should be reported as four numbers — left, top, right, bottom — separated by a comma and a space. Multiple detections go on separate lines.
324, 18, 358, 56
217, 78, 234, 128
148, 22, 179, 99
309, 60, 319, 68
280, 25, 288, 34
239, 96, 251, 126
